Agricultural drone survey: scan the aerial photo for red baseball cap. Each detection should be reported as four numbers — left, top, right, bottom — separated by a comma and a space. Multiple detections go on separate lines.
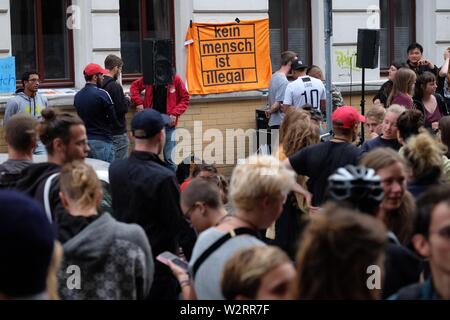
332, 106, 365, 128
83, 63, 108, 76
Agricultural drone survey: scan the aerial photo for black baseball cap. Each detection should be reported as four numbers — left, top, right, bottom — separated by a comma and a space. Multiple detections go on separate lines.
292, 60, 308, 70
132, 109, 171, 139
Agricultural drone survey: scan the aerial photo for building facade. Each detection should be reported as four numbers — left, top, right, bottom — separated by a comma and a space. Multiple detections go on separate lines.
1, 0, 449, 172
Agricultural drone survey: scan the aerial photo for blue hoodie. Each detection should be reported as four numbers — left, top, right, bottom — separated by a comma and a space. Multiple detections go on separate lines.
4, 91, 48, 123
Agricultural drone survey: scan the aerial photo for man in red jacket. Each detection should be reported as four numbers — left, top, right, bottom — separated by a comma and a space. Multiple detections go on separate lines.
130, 74, 190, 171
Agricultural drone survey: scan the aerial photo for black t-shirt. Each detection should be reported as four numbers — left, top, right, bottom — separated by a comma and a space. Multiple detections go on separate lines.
361, 136, 402, 153
288, 141, 364, 206
153, 85, 167, 114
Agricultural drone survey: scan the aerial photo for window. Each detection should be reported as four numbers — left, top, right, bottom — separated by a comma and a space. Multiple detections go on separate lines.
268, 0, 311, 71
380, 0, 415, 71
10, 0, 74, 87
120, 0, 174, 81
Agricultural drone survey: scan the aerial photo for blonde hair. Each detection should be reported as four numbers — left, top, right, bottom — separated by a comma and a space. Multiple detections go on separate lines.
402, 131, 445, 183
59, 162, 102, 210
229, 155, 296, 211
222, 246, 292, 300
280, 109, 320, 158
387, 68, 416, 105
386, 104, 406, 116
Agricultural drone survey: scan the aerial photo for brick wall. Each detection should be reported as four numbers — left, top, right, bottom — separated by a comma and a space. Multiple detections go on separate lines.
176, 98, 266, 176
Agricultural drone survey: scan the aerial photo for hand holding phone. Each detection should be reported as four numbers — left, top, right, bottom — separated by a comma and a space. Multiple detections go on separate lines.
156, 251, 189, 272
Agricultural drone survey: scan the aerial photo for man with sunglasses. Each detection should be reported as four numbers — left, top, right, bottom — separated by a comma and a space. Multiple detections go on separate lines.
391, 185, 450, 299
4, 71, 48, 154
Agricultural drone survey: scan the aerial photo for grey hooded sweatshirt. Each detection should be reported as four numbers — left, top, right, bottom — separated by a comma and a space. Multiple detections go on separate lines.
4, 92, 48, 123
58, 213, 154, 300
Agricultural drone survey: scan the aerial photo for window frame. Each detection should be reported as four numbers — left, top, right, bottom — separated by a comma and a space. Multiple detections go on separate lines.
121, 0, 175, 83
269, 0, 313, 69
11, 0, 75, 88
380, 0, 416, 76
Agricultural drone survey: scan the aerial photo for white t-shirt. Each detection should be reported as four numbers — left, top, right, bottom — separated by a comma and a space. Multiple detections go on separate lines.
283, 76, 326, 110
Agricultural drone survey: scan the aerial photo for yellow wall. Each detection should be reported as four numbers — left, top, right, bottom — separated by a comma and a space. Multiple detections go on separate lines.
176, 98, 266, 176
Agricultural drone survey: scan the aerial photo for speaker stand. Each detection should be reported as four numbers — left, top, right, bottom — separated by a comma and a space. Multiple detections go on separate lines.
360, 67, 366, 144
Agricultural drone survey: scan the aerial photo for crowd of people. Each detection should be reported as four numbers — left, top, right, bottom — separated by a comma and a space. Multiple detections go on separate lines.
1, 43, 450, 301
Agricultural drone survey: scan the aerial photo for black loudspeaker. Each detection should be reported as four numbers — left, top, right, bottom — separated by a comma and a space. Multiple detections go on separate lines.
142, 39, 173, 85
356, 29, 380, 69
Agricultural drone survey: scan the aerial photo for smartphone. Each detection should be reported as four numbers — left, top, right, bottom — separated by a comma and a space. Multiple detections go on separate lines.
156, 251, 189, 272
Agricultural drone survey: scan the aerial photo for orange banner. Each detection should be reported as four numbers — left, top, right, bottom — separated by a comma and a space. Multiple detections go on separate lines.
184, 19, 272, 95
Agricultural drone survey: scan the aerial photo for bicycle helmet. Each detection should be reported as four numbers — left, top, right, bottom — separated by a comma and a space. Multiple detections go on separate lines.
327, 165, 384, 215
